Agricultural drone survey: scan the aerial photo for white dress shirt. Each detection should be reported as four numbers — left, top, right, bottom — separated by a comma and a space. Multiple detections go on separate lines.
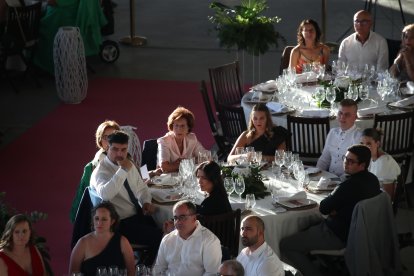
317, 125, 362, 176
90, 156, 152, 219
153, 221, 222, 276
237, 242, 284, 276
157, 132, 205, 166
338, 31, 389, 71
369, 153, 401, 185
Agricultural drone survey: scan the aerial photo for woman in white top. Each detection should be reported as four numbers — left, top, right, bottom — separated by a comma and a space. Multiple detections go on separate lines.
360, 128, 400, 199
157, 106, 205, 172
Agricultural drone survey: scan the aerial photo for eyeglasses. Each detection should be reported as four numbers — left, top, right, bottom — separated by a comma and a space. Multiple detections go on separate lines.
354, 19, 370, 25
172, 214, 195, 222
342, 155, 359, 165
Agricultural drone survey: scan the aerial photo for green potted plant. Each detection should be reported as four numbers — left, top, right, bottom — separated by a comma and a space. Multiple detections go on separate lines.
209, 0, 285, 56
0, 192, 53, 276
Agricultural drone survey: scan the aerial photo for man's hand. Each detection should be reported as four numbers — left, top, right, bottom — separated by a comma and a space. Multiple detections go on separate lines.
163, 220, 175, 234
117, 158, 132, 172
142, 202, 155, 215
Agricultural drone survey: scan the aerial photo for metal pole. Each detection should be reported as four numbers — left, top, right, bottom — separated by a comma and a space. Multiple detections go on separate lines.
120, 0, 147, 46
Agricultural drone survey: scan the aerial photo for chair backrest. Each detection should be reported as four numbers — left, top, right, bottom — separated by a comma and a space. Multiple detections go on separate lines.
120, 125, 142, 168
71, 187, 93, 249
286, 115, 330, 163
373, 111, 414, 161
217, 104, 247, 146
345, 192, 402, 276
199, 209, 241, 259
200, 80, 230, 159
5, 1, 42, 48
279, 46, 294, 75
141, 139, 158, 171
386, 38, 401, 69
208, 61, 244, 106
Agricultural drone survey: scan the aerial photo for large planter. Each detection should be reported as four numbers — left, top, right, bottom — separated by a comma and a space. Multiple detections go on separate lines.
53, 27, 88, 104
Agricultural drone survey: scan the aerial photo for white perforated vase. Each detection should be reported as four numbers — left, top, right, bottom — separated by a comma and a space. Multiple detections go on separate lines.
53, 27, 88, 104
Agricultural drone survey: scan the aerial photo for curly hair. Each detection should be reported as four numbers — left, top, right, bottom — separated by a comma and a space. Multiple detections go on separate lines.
90, 201, 120, 232
0, 214, 35, 251
297, 19, 322, 46
247, 104, 274, 139
95, 120, 120, 149
167, 106, 195, 132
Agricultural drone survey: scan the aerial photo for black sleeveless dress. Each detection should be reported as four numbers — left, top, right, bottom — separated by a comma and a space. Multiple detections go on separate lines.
247, 126, 290, 156
80, 232, 126, 276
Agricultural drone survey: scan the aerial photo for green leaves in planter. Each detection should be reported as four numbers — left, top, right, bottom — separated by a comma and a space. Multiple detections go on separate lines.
209, 0, 285, 56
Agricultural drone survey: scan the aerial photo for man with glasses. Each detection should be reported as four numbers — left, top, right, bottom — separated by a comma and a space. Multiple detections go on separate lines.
154, 200, 222, 275
317, 99, 361, 176
281, 144, 381, 276
338, 10, 389, 71
237, 216, 284, 276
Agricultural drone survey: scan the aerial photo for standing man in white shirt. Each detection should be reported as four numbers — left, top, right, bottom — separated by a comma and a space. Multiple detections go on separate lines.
317, 99, 361, 176
90, 131, 162, 265
338, 10, 389, 71
237, 216, 284, 276
154, 200, 222, 276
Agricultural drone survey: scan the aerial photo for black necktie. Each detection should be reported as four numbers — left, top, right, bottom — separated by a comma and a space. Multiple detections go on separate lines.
123, 179, 143, 216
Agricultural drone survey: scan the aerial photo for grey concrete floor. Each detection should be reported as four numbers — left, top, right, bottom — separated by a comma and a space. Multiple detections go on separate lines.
1, 0, 414, 273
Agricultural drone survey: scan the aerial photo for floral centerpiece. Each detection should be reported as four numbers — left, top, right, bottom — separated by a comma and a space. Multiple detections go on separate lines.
0, 192, 53, 276
222, 165, 270, 199
317, 77, 363, 107
208, 0, 284, 56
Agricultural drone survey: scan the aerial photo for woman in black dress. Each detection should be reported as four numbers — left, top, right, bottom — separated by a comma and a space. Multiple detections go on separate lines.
195, 161, 232, 216
228, 103, 290, 163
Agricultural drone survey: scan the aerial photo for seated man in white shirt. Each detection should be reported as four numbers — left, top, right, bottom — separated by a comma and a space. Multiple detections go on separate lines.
90, 130, 162, 265
338, 10, 389, 71
317, 99, 361, 176
154, 200, 222, 276
219, 260, 245, 276
237, 215, 284, 276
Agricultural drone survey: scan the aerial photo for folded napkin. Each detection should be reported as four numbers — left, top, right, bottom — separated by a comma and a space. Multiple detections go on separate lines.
150, 188, 181, 203
394, 95, 414, 107
295, 72, 317, 83
301, 109, 330, 117
407, 81, 414, 92
266, 101, 287, 113
254, 80, 278, 91
358, 105, 386, 116
152, 174, 173, 185
305, 167, 321, 175
278, 191, 307, 202
316, 177, 340, 189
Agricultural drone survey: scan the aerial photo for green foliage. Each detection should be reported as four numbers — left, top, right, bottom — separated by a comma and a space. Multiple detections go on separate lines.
209, 0, 285, 56
222, 165, 270, 199
0, 192, 54, 276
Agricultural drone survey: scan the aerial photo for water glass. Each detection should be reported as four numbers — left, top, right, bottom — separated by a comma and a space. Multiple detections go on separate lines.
358, 84, 369, 101
224, 177, 235, 197
136, 264, 147, 276
108, 266, 118, 276
254, 151, 262, 164
245, 194, 256, 210
234, 177, 245, 202
96, 267, 108, 276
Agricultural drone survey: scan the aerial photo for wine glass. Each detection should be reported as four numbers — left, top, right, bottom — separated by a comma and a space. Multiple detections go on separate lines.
254, 151, 262, 165
359, 84, 369, 102
136, 264, 147, 276
108, 266, 118, 276
275, 150, 284, 170
347, 84, 359, 101
224, 177, 235, 197
234, 177, 245, 202
314, 87, 325, 107
96, 267, 108, 276
325, 86, 336, 112
245, 194, 256, 210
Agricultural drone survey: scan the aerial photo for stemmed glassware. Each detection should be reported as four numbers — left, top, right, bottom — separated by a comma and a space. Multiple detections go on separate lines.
274, 150, 284, 171
224, 177, 235, 197
245, 194, 256, 210
314, 87, 325, 107
325, 86, 336, 113
347, 84, 359, 101
96, 267, 108, 276
358, 84, 369, 103
234, 177, 245, 202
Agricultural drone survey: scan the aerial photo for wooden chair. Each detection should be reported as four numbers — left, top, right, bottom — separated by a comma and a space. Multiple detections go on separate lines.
279, 46, 294, 75
217, 104, 247, 147
198, 209, 241, 259
200, 80, 231, 159
286, 115, 330, 165
1, 2, 42, 92
373, 111, 414, 208
208, 61, 244, 107
141, 139, 158, 171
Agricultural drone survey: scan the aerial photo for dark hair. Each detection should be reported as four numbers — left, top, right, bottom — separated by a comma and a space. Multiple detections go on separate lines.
221, 260, 245, 276
0, 214, 35, 250
339, 99, 358, 112
361, 128, 383, 142
297, 19, 322, 46
95, 120, 120, 149
108, 130, 129, 145
247, 104, 274, 139
347, 144, 371, 169
91, 201, 120, 232
196, 161, 227, 197
173, 200, 197, 214
167, 106, 195, 132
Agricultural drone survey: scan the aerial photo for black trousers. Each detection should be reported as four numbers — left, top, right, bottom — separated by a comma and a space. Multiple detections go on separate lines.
119, 214, 163, 266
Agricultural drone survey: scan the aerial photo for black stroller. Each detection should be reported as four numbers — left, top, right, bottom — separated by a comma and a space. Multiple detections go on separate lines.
99, 0, 120, 63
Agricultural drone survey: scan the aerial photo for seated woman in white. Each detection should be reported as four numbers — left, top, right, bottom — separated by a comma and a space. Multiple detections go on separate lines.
360, 128, 400, 199
157, 106, 205, 173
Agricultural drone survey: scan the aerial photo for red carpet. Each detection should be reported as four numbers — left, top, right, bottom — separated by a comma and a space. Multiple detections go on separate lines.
0, 78, 214, 275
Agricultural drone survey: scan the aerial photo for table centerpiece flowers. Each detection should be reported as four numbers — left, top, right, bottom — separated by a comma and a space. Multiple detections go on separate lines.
221, 164, 270, 199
